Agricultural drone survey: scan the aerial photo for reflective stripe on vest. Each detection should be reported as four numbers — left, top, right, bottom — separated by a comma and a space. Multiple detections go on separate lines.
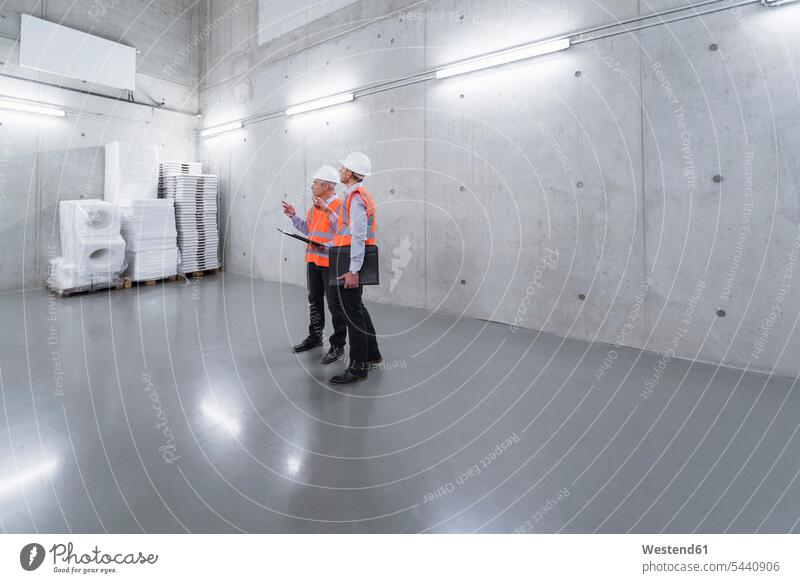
305, 198, 341, 267
332, 186, 376, 248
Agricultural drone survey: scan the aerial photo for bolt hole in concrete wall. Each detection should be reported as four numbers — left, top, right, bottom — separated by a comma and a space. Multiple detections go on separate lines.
199, 0, 800, 378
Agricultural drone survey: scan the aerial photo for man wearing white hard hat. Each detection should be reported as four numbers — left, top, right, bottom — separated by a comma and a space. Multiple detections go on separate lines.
281, 165, 347, 364
319, 152, 382, 384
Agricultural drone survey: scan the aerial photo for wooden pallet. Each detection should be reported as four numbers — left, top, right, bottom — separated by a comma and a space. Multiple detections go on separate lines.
126, 275, 179, 287
188, 267, 221, 278
49, 280, 127, 299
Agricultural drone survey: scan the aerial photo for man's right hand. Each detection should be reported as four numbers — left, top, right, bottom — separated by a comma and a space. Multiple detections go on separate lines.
281, 201, 296, 218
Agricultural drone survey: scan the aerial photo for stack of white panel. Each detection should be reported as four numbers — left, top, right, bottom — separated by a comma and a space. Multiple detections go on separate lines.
104, 142, 159, 203
118, 199, 178, 281
50, 200, 126, 290
158, 161, 202, 197
160, 174, 220, 273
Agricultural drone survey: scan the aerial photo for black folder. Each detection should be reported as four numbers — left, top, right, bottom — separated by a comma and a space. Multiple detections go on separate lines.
329, 245, 380, 286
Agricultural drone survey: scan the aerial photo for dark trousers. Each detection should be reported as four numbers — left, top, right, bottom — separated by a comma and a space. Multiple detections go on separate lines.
307, 262, 347, 348
333, 284, 380, 371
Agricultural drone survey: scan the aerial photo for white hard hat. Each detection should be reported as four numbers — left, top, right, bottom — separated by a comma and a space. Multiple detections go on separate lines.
340, 152, 372, 177
313, 165, 339, 184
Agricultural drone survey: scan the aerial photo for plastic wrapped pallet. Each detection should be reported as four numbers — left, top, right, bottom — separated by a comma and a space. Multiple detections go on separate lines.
49, 257, 120, 290
59, 200, 121, 259
70, 237, 126, 271
104, 141, 159, 203
50, 237, 127, 289
49, 199, 128, 293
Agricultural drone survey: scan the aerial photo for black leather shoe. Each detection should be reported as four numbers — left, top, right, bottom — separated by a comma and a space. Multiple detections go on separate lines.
329, 369, 368, 384
292, 336, 323, 353
368, 354, 383, 364
321, 346, 345, 365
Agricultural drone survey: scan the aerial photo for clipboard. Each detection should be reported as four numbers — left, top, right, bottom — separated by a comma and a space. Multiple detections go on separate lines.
276, 227, 326, 250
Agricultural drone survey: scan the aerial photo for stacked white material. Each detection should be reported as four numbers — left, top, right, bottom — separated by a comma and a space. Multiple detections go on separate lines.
50, 200, 126, 290
125, 249, 180, 281
160, 174, 220, 273
118, 199, 179, 281
104, 142, 159, 203
160, 161, 202, 175
158, 161, 202, 197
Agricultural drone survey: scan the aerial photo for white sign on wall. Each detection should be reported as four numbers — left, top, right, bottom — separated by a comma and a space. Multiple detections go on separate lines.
19, 14, 136, 92
258, 0, 359, 45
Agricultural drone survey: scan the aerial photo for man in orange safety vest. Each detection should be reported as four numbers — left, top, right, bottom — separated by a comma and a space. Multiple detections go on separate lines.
281, 165, 347, 364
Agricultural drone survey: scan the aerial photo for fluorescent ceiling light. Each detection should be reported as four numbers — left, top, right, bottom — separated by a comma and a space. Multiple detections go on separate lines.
436, 38, 571, 80
286, 93, 354, 116
0, 98, 65, 117
200, 120, 242, 137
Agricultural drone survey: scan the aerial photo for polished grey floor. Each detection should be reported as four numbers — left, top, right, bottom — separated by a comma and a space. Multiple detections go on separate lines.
0, 272, 798, 533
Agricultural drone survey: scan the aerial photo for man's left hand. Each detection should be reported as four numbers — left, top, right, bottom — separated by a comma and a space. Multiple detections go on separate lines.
314, 196, 333, 214
338, 271, 359, 289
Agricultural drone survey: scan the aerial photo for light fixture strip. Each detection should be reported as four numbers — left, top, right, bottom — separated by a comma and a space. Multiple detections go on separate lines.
0, 98, 66, 117
285, 92, 354, 116
435, 38, 571, 80
199, 120, 243, 138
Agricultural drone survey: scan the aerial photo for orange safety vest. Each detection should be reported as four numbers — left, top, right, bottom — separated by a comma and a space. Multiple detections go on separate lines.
332, 185, 376, 248
304, 197, 341, 267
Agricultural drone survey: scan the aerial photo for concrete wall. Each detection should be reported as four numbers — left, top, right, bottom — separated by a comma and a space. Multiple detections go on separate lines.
0, 0, 200, 292
198, 0, 800, 377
